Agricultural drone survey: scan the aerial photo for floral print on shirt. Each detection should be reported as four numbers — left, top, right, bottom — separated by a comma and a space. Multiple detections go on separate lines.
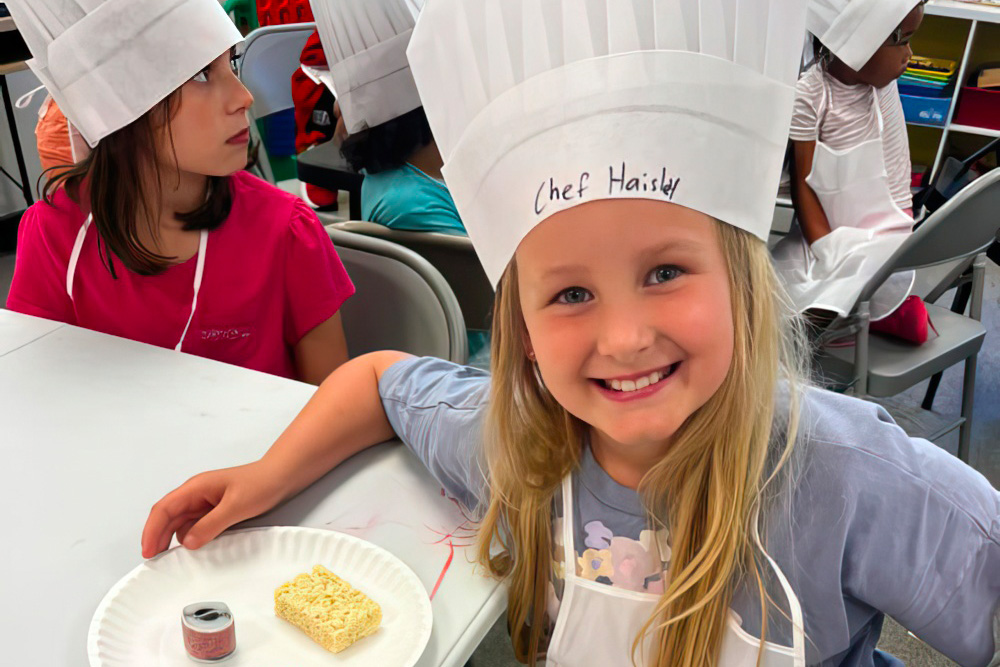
575, 520, 669, 593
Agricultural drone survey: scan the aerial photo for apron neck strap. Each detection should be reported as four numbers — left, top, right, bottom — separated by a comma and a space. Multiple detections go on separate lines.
560, 475, 578, 573
66, 214, 93, 300
65, 217, 208, 353
175, 229, 209, 351
751, 513, 806, 662
872, 88, 885, 134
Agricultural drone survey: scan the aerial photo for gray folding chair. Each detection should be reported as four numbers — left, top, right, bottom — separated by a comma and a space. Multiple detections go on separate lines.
237, 23, 316, 183
327, 221, 495, 333
327, 227, 468, 364
815, 168, 1000, 462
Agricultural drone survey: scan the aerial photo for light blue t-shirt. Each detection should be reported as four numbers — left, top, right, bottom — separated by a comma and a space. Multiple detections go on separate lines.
378, 356, 1000, 666
361, 163, 465, 235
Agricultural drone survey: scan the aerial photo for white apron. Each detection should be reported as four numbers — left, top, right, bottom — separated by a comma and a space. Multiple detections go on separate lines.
773, 79, 914, 321
545, 475, 805, 667
65, 214, 208, 352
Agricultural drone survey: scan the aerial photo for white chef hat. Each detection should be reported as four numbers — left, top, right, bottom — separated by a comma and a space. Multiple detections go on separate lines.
808, 0, 922, 71
310, 0, 424, 134
408, 0, 808, 287
8, 0, 242, 148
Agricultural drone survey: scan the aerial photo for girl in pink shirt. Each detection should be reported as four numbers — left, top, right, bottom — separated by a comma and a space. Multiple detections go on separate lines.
7, 29, 354, 384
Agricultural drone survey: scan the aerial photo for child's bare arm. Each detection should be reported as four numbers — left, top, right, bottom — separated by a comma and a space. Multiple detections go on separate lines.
141, 350, 413, 557
790, 140, 833, 245
294, 311, 350, 385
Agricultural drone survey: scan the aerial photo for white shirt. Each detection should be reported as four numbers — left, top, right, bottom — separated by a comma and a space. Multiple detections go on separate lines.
790, 63, 913, 211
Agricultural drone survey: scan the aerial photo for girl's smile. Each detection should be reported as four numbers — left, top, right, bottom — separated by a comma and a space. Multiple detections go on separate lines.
591, 361, 681, 401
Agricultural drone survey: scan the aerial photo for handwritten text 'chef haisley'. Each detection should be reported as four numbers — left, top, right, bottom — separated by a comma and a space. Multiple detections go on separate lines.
534, 163, 682, 215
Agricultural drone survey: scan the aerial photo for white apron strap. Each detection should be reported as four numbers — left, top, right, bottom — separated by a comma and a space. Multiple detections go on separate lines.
561, 475, 577, 574
66, 219, 208, 352
815, 73, 829, 137
873, 87, 885, 134
175, 229, 208, 352
66, 214, 92, 300
15, 84, 47, 111
752, 516, 806, 667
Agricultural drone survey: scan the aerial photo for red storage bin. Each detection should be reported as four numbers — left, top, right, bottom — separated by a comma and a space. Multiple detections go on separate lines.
953, 87, 1000, 131
953, 64, 1000, 132
257, 0, 313, 26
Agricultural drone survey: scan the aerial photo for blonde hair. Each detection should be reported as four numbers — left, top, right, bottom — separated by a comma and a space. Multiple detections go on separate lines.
476, 219, 810, 666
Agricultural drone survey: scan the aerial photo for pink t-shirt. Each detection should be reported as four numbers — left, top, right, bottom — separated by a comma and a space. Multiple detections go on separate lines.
7, 171, 354, 379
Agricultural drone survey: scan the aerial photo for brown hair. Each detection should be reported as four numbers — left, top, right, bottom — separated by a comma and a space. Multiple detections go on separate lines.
41, 90, 235, 277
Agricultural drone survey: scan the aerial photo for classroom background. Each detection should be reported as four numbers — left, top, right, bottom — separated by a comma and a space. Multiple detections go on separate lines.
0, 0, 998, 665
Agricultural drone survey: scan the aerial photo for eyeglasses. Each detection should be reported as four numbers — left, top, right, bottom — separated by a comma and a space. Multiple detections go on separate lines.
887, 0, 928, 46
886, 27, 912, 47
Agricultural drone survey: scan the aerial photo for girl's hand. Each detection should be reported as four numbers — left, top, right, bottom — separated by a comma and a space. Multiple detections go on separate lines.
140, 351, 413, 559
141, 461, 284, 558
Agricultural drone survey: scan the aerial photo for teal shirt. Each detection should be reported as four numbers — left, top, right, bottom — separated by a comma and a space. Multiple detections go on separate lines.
361, 163, 466, 235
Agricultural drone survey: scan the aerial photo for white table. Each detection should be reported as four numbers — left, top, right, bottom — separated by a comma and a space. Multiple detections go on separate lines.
0, 309, 506, 666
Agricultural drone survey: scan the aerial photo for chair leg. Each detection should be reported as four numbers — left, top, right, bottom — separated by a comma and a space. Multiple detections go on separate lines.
958, 354, 977, 463
921, 281, 974, 410
921, 374, 943, 411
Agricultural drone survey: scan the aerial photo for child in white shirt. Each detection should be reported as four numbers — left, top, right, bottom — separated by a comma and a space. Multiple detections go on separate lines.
775, 0, 931, 343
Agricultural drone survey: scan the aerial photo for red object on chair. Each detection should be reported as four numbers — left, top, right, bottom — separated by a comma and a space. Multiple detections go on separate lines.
292, 31, 339, 210
869, 296, 936, 345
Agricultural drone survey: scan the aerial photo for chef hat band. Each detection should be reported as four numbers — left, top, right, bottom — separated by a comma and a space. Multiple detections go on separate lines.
808, 0, 922, 71
9, 0, 242, 148
311, 0, 424, 134
408, 0, 808, 288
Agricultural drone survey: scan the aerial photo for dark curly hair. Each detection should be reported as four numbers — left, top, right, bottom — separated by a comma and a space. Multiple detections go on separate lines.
339, 106, 433, 174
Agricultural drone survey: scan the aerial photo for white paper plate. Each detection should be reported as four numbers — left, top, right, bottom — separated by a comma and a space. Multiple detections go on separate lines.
88, 526, 433, 666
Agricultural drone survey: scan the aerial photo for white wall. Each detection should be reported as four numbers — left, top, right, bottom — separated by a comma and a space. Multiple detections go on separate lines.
0, 67, 44, 219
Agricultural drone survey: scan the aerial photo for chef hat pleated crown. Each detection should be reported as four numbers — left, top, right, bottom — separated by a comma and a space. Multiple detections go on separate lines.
8, 0, 242, 148
408, 0, 807, 287
311, 0, 424, 134
808, 0, 921, 71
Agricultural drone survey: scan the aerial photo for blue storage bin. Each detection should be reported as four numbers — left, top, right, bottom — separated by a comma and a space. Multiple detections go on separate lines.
899, 82, 954, 98
260, 108, 297, 157
900, 93, 951, 126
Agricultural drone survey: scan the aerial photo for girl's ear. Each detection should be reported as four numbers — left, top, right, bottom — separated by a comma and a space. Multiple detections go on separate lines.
523, 333, 535, 361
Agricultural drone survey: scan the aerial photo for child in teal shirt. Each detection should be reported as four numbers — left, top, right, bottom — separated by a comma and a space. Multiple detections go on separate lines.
342, 107, 465, 235
361, 162, 465, 235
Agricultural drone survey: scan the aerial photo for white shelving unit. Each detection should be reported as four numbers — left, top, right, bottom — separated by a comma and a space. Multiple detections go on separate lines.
918, 0, 1000, 181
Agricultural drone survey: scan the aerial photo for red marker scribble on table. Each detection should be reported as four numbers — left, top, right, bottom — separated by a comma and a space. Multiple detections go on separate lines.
427, 489, 478, 600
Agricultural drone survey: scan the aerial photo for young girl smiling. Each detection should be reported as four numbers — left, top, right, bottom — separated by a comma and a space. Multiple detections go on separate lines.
6, 0, 354, 384
143, 0, 1000, 664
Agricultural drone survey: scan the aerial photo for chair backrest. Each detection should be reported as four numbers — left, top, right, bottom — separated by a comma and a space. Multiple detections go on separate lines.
328, 227, 468, 363
329, 221, 496, 331
859, 168, 1000, 304
238, 23, 315, 118
237, 23, 315, 182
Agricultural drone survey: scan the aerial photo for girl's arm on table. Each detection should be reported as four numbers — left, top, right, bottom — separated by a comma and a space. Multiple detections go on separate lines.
790, 140, 833, 245
140, 350, 413, 558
